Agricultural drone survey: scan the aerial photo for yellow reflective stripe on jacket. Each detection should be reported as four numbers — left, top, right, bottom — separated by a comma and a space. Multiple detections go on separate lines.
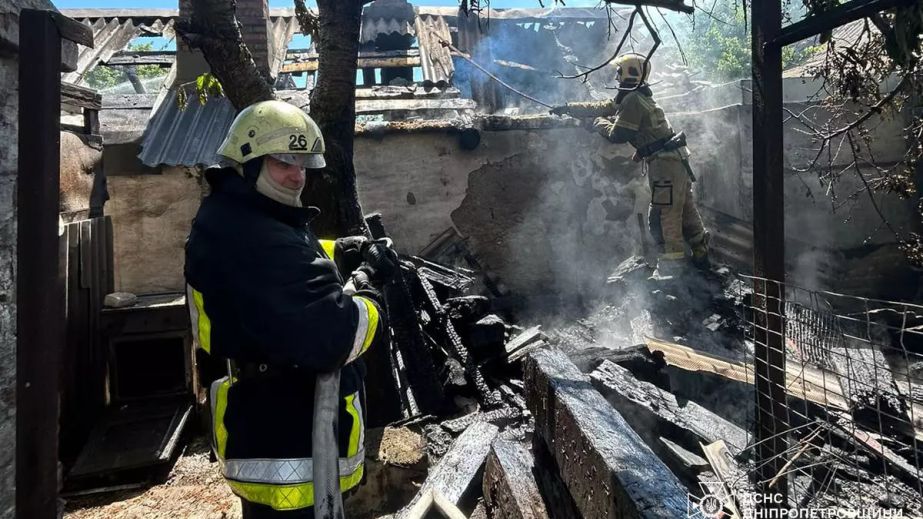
344, 392, 364, 457
358, 297, 378, 355
223, 387, 366, 514
186, 284, 212, 353
228, 466, 364, 511
210, 377, 231, 460
319, 239, 336, 261
214, 388, 367, 511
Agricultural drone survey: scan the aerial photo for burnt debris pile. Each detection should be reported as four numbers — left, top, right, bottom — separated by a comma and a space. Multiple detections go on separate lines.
373, 237, 923, 518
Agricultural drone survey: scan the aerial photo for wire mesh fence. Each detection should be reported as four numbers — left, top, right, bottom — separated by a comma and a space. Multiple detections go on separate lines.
736, 275, 923, 517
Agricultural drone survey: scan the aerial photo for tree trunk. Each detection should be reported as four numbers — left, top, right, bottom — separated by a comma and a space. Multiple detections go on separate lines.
304, 0, 368, 238
176, 0, 275, 110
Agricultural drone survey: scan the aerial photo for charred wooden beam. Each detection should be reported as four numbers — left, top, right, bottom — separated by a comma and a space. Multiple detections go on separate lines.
49, 10, 95, 48
282, 53, 421, 73
61, 82, 102, 111
415, 271, 498, 406
646, 337, 851, 411
826, 419, 923, 495
441, 407, 521, 435
483, 440, 550, 519
768, 0, 914, 48
411, 257, 475, 293
354, 98, 476, 116
751, 0, 788, 499
590, 360, 749, 457
524, 349, 689, 518
397, 421, 500, 518
531, 439, 582, 519
366, 214, 443, 420
607, 0, 694, 13
106, 50, 175, 66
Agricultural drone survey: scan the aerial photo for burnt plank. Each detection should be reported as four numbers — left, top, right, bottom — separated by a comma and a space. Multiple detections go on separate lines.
416, 272, 497, 405
505, 325, 543, 356
590, 360, 749, 457
366, 215, 443, 419
827, 419, 923, 495
61, 81, 102, 111
531, 439, 582, 519
508, 339, 547, 364
397, 421, 500, 518
524, 349, 689, 519
441, 407, 521, 435
483, 440, 549, 519
50, 10, 95, 47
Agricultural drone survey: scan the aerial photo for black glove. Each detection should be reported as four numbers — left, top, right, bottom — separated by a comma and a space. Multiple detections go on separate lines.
335, 235, 368, 252
360, 239, 399, 283
349, 268, 384, 306
549, 105, 569, 116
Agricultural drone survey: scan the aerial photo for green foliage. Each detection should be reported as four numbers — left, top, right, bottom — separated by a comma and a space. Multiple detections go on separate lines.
84, 40, 169, 90
671, 0, 819, 81
85, 64, 122, 90
176, 73, 225, 110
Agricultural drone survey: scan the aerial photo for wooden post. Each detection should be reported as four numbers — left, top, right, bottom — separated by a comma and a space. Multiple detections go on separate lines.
751, 0, 789, 505
17, 10, 66, 518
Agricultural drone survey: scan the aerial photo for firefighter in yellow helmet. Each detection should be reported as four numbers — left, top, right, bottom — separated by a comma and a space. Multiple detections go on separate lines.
184, 100, 396, 518
551, 54, 710, 273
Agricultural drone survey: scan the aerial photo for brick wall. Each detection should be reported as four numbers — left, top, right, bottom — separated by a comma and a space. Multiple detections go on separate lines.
236, 0, 272, 79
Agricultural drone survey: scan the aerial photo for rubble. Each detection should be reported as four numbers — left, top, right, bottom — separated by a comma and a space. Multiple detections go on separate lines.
102, 292, 137, 308
66, 220, 923, 519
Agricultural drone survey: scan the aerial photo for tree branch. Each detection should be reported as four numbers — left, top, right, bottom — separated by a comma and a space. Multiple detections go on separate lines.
175, 0, 274, 110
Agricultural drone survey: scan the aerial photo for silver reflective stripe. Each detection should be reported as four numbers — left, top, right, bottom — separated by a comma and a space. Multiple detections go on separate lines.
353, 392, 365, 452
221, 450, 366, 484
346, 298, 370, 363
186, 284, 201, 349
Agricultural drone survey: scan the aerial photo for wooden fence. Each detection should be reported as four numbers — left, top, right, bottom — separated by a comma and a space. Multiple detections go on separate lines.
59, 216, 114, 467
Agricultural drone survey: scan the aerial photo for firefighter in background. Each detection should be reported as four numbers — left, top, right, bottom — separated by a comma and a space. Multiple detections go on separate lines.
185, 100, 397, 518
551, 53, 710, 273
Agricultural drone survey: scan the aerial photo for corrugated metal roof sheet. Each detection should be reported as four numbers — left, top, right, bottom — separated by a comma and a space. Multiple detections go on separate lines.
361, 17, 416, 43
138, 89, 236, 168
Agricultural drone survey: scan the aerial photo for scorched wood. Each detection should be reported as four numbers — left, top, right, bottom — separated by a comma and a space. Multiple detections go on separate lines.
524, 349, 689, 518
483, 440, 550, 519
415, 271, 497, 406
366, 215, 445, 417
397, 421, 500, 518
590, 360, 749, 457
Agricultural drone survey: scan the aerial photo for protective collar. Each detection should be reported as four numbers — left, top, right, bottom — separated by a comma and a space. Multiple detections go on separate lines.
255, 160, 304, 208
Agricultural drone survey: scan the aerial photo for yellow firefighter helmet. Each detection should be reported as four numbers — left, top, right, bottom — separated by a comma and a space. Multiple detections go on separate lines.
614, 53, 652, 86
216, 100, 326, 169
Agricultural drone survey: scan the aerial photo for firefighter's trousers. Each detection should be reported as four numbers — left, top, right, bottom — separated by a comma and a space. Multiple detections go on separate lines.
647, 154, 707, 261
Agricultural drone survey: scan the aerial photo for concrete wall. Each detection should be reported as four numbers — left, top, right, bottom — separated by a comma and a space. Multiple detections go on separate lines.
105, 100, 919, 299
107, 167, 203, 293
0, 51, 17, 519
356, 128, 648, 297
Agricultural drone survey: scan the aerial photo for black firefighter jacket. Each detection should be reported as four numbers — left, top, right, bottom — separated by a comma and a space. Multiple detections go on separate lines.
184, 168, 383, 509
